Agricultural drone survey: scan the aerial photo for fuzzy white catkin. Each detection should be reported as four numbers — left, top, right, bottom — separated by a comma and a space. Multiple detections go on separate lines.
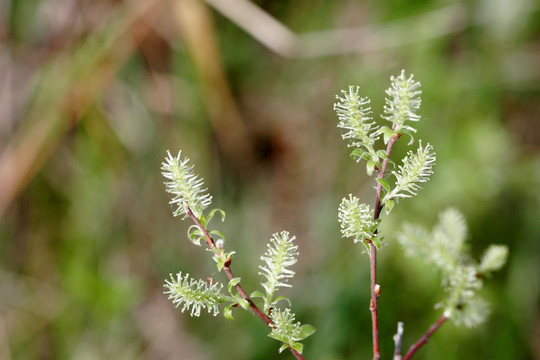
161, 150, 212, 218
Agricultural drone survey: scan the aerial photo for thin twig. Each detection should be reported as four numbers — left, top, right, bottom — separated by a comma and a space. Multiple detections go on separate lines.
183, 202, 305, 360
374, 134, 400, 219
368, 241, 380, 360
204, 0, 468, 58
403, 315, 447, 360
393, 322, 404, 360
368, 133, 400, 360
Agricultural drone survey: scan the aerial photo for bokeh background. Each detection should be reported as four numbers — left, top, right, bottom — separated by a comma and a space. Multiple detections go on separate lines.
1, 0, 539, 359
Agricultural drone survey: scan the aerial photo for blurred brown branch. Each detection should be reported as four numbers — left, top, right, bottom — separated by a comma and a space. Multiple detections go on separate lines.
173, 0, 255, 170
205, 0, 468, 58
0, 0, 165, 216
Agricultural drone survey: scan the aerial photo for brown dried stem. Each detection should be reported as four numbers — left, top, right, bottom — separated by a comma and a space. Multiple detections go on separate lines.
183, 202, 305, 360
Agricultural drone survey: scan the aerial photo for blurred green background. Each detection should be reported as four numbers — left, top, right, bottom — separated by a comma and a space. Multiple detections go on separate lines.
1, 0, 539, 359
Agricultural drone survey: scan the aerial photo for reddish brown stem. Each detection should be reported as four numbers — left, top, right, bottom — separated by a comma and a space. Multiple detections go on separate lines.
369, 133, 400, 360
368, 241, 380, 360
403, 315, 447, 360
183, 202, 305, 360
184, 202, 217, 250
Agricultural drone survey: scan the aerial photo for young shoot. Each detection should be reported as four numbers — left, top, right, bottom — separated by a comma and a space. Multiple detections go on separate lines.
161, 150, 314, 358
269, 307, 316, 355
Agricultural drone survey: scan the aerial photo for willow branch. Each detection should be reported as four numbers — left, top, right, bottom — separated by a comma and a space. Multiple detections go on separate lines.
367, 240, 380, 360
367, 133, 400, 360
374, 133, 400, 219
403, 315, 447, 360
183, 202, 305, 360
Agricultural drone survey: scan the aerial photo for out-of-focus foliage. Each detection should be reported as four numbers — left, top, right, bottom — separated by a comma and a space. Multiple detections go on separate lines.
0, 0, 539, 359
399, 208, 508, 327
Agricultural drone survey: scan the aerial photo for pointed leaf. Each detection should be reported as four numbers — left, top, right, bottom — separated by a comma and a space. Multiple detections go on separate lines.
198, 215, 207, 228
376, 150, 388, 160
187, 225, 202, 246
228, 277, 241, 294
366, 161, 376, 176
401, 129, 415, 145
208, 208, 226, 223
379, 126, 395, 144
350, 148, 366, 159
376, 178, 391, 193
297, 324, 316, 340
291, 342, 304, 354
250, 290, 265, 299
238, 298, 250, 310
210, 229, 226, 241
271, 296, 291, 307
384, 199, 395, 215
385, 199, 395, 214
216, 258, 225, 271
361, 239, 371, 254
224, 303, 235, 320
268, 332, 284, 342
278, 343, 289, 353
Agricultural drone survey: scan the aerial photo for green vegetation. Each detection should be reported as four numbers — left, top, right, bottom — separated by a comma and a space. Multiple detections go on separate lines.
160, 70, 506, 359
1, 1, 539, 359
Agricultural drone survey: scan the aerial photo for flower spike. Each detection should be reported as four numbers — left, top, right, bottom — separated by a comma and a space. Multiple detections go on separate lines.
161, 150, 212, 218
164, 272, 224, 317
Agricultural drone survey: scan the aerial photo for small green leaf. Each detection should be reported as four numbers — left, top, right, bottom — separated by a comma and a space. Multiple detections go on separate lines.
372, 237, 382, 249
278, 343, 289, 353
208, 208, 226, 223
376, 178, 390, 193
199, 215, 207, 228
401, 129, 415, 145
228, 278, 241, 293
379, 126, 396, 144
297, 324, 316, 340
210, 229, 226, 241
238, 298, 250, 310
187, 225, 202, 246
366, 160, 376, 176
216, 258, 225, 271
268, 332, 283, 342
251, 290, 265, 299
376, 150, 388, 160
224, 303, 235, 320
361, 240, 371, 254
385, 199, 395, 214
350, 148, 366, 159
291, 342, 304, 354
271, 296, 292, 307
351, 148, 372, 163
